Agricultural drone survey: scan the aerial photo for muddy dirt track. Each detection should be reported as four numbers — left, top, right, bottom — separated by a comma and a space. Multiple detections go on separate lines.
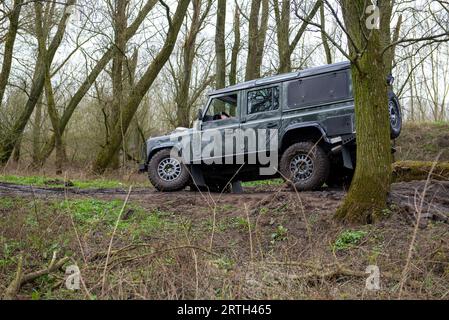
1, 180, 448, 227
1, 179, 449, 299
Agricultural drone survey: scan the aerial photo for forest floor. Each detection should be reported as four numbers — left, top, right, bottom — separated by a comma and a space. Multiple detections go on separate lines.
0, 179, 448, 300
0, 122, 448, 300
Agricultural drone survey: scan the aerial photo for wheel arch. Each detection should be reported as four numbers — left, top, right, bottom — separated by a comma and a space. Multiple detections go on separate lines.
147, 143, 179, 164
281, 124, 330, 153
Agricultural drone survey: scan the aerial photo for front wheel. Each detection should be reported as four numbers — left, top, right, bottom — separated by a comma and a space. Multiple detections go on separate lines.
148, 149, 190, 192
280, 142, 330, 191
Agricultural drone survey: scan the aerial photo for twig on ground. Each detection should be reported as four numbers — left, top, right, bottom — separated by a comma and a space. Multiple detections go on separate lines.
3, 253, 69, 300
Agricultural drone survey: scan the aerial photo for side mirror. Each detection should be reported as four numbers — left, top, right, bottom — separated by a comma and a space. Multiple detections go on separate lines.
197, 109, 203, 121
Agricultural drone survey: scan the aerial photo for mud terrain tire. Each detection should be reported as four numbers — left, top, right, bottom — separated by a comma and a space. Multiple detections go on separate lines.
280, 142, 330, 191
389, 96, 402, 140
148, 149, 190, 192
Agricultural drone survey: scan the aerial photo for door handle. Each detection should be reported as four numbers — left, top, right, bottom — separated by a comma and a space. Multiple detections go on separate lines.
267, 122, 277, 128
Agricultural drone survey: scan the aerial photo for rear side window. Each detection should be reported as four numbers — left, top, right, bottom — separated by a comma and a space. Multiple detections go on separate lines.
286, 71, 351, 109
247, 87, 279, 115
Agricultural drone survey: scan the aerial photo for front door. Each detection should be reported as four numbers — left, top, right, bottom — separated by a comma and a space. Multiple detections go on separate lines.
199, 92, 240, 164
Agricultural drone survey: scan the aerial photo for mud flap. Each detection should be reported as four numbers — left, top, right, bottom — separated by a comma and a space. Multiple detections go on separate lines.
190, 165, 207, 188
231, 181, 244, 194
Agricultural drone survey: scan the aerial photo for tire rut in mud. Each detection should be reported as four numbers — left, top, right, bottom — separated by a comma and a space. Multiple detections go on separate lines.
0, 180, 448, 228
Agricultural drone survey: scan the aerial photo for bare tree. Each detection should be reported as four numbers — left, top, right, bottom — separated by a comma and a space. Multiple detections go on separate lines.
0, 0, 75, 164
245, 0, 269, 80
36, 0, 159, 166
274, 0, 321, 73
215, 0, 226, 89
0, 0, 23, 106
92, 0, 191, 173
319, 0, 332, 64
229, 2, 241, 86
172, 0, 212, 128
34, 0, 66, 173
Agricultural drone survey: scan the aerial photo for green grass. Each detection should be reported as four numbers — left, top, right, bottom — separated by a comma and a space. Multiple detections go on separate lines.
0, 174, 138, 189
0, 197, 17, 209
242, 179, 284, 187
53, 199, 173, 237
333, 230, 367, 251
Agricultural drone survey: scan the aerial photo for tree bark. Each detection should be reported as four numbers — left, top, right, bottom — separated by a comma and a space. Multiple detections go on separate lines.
108, 0, 128, 169
229, 5, 240, 86
320, 1, 332, 64
32, 98, 43, 164
245, 0, 269, 81
274, 0, 291, 73
274, 0, 321, 74
92, 0, 191, 173
335, 0, 394, 223
0, 0, 23, 107
215, 0, 226, 89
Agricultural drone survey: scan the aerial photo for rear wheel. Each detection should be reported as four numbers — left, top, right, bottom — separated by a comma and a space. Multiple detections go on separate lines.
280, 142, 330, 191
389, 96, 402, 139
148, 149, 190, 192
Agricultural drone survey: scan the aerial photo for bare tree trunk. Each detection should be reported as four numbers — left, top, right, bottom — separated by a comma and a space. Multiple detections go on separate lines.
32, 99, 43, 164
274, 0, 291, 73
175, 0, 211, 127
215, 0, 226, 89
245, 0, 269, 80
0, 0, 75, 164
229, 4, 240, 86
335, 0, 393, 223
108, 0, 128, 169
0, 0, 23, 106
275, 0, 321, 74
320, 1, 332, 64
12, 136, 21, 163
35, 0, 159, 165
35, 0, 64, 174
44, 69, 64, 174
124, 49, 140, 162
92, 0, 191, 173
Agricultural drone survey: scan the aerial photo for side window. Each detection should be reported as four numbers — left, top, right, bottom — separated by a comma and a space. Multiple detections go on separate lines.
247, 87, 279, 115
286, 71, 351, 109
204, 93, 238, 121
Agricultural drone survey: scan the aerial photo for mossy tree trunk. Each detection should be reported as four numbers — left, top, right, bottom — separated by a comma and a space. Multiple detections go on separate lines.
335, 0, 393, 223
92, 0, 190, 173
245, 0, 269, 81
108, 0, 128, 170
34, 0, 68, 174
32, 98, 43, 164
229, 5, 240, 86
320, 1, 332, 64
0, 0, 23, 107
214, 0, 226, 89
